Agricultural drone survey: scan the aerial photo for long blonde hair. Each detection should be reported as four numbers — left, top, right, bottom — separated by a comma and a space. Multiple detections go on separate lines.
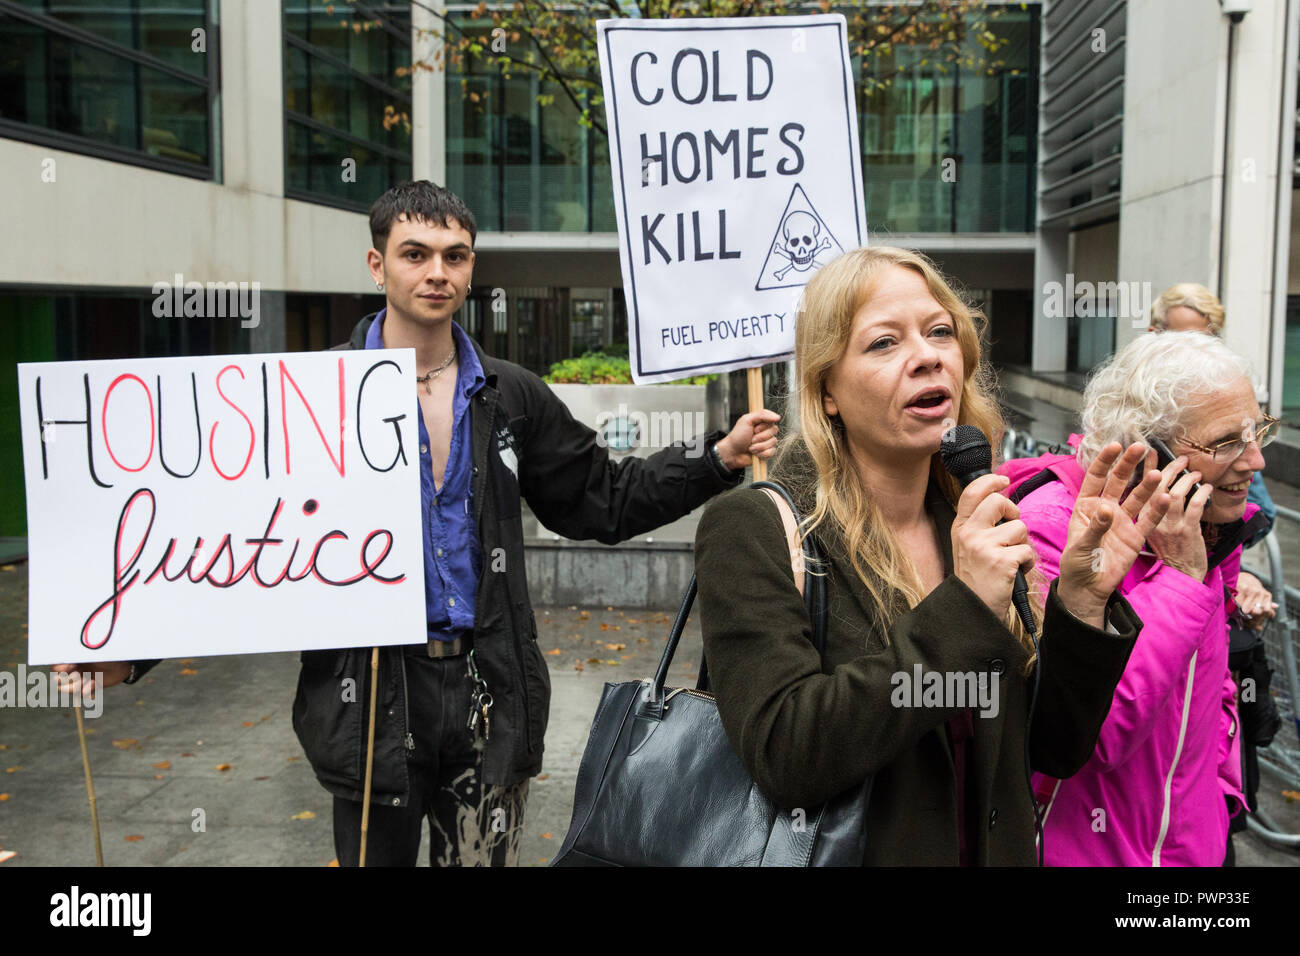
782, 246, 1043, 659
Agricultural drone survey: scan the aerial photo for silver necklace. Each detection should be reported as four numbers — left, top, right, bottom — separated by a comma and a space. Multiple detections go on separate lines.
416, 345, 457, 389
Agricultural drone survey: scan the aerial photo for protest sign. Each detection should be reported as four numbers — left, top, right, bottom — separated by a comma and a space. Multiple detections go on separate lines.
18, 350, 426, 665
598, 14, 867, 383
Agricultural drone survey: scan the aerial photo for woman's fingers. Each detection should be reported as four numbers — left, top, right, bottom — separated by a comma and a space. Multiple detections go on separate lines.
1077, 442, 1123, 501
1133, 490, 1173, 540
1100, 442, 1149, 502
985, 519, 1029, 548
968, 487, 1020, 530
1184, 481, 1213, 523
954, 474, 1010, 523
1121, 467, 1164, 521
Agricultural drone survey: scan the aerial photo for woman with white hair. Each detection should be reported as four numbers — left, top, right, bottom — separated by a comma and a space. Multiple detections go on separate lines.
1008, 331, 1275, 866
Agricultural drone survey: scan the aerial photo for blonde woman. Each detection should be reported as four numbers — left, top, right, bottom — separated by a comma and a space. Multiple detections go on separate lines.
693, 246, 1172, 865
1148, 282, 1226, 335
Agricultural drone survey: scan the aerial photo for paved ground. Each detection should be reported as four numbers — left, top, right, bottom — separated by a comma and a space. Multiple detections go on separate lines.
1, 496, 1299, 867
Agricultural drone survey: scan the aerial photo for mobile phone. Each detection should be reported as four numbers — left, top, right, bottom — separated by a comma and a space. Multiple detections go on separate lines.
1146, 436, 1203, 507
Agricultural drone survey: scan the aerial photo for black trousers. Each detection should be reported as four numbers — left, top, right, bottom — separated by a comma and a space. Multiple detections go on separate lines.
332, 651, 529, 867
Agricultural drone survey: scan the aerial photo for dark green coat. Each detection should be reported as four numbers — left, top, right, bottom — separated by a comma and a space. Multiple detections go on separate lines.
693, 448, 1141, 865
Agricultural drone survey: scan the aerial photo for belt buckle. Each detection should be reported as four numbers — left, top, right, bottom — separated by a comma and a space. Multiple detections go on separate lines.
428, 637, 464, 658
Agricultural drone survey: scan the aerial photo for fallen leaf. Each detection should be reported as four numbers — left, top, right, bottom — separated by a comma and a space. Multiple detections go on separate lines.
539, 857, 548, 864
604, 642, 626, 651
605, 606, 613, 611
577, 610, 590, 621
540, 832, 553, 839
291, 810, 317, 821
600, 623, 620, 632
152, 761, 171, 770
605, 660, 621, 666
180, 668, 198, 676
0, 794, 9, 801
216, 763, 232, 772
1283, 789, 1300, 802
0, 565, 13, 572
181, 752, 195, 758
587, 658, 602, 664
327, 858, 339, 867
573, 661, 585, 672
287, 756, 301, 762
4, 766, 19, 774
0, 850, 15, 863
625, 617, 641, 624
536, 774, 549, 781
124, 835, 144, 842
637, 637, 649, 644
242, 721, 254, 727
111, 738, 138, 750
153, 774, 163, 780
0, 745, 6, 750
545, 648, 561, 656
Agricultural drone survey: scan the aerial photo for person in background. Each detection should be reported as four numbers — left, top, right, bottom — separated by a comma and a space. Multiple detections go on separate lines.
55, 181, 782, 868
1013, 331, 1274, 865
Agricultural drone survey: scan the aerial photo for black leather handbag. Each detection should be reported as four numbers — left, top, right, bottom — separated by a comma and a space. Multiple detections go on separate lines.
551, 481, 872, 866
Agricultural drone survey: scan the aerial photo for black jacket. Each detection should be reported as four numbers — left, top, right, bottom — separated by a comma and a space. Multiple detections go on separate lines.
289, 313, 742, 801
694, 440, 1142, 864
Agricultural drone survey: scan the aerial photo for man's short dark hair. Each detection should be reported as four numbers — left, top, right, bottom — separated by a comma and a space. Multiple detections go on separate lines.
369, 181, 477, 253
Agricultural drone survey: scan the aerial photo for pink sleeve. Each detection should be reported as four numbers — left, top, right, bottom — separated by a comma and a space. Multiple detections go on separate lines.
1218, 671, 1246, 813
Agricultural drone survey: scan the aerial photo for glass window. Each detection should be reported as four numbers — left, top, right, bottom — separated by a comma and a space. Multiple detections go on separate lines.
283, 2, 413, 211
858, 4, 1038, 234
445, 6, 1036, 234
446, 16, 607, 232
0, 3, 215, 176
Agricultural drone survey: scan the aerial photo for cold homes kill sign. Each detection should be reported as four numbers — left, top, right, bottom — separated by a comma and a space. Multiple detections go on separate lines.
598, 14, 868, 383
18, 351, 426, 666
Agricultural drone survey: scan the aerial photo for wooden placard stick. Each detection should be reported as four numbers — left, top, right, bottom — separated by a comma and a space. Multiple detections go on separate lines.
747, 367, 767, 481
73, 697, 104, 867
359, 646, 381, 867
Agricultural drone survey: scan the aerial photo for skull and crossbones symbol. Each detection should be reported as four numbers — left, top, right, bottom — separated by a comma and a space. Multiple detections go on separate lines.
771, 211, 831, 281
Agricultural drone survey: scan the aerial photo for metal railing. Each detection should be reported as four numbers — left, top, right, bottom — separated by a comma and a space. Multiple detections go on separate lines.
1244, 507, 1300, 848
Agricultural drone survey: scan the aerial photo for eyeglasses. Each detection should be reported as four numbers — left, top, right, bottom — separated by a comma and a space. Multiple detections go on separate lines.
1180, 414, 1280, 462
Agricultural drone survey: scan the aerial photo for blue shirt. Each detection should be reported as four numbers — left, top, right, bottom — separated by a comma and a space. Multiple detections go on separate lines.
365, 310, 485, 641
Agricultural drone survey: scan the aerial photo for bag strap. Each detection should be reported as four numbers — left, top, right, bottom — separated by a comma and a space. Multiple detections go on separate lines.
758, 486, 806, 596
648, 481, 827, 703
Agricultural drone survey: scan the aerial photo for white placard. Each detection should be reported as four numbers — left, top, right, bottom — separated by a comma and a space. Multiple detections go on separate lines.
598, 14, 868, 383
18, 350, 427, 665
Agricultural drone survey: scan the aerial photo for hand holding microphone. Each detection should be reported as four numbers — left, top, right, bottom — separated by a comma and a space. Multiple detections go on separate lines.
941, 426, 1036, 629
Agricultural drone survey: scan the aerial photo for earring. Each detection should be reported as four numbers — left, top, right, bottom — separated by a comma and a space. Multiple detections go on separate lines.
467, 283, 472, 292
376, 281, 385, 292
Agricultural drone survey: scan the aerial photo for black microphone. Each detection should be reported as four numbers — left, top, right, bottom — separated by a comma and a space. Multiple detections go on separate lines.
940, 424, 1037, 636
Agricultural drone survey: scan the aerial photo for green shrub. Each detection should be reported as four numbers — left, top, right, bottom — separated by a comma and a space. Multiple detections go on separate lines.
544, 351, 715, 386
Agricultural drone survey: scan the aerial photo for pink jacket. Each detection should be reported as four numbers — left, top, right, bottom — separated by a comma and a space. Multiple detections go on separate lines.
1001, 442, 1250, 867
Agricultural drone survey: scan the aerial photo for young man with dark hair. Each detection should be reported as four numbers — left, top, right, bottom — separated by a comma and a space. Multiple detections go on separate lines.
293, 180, 777, 865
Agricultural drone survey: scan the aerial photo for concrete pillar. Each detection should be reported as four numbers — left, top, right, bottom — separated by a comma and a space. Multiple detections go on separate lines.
412, 0, 447, 186
220, 0, 285, 197
250, 291, 287, 354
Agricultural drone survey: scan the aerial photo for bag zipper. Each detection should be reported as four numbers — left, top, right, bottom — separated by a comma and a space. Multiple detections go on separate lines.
399, 653, 414, 752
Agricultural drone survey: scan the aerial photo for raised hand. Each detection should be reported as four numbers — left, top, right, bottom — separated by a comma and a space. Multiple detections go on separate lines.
717, 409, 781, 470
1057, 442, 1172, 627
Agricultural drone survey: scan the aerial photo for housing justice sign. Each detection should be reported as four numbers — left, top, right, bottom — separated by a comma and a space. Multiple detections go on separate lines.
18, 351, 426, 666
598, 14, 867, 383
